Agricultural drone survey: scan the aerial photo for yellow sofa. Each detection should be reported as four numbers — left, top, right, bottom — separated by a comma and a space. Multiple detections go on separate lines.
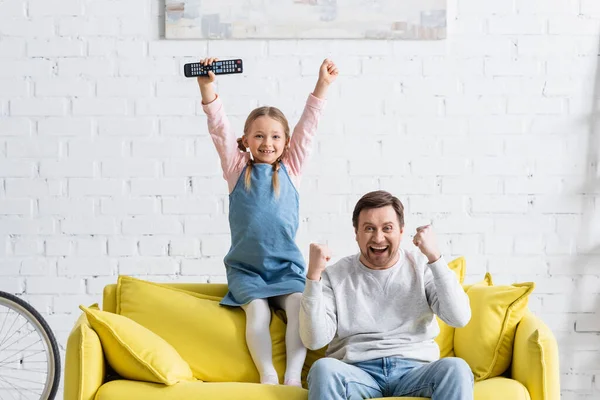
65, 280, 560, 400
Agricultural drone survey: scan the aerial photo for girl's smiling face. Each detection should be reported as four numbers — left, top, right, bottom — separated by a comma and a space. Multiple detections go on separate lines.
243, 116, 288, 164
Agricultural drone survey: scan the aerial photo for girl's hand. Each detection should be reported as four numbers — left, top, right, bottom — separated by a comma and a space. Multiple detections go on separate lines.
197, 57, 218, 87
307, 243, 331, 281
318, 58, 339, 86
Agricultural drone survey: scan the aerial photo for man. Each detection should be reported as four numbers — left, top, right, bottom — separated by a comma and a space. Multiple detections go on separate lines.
300, 190, 473, 400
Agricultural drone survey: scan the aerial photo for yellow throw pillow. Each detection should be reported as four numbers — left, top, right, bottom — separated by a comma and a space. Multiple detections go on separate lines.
65, 304, 105, 400
116, 275, 288, 383
435, 257, 468, 358
79, 305, 194, 385
454, 276, 535, 381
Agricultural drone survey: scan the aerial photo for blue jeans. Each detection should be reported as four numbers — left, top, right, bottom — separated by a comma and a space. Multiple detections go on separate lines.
307, 357, 474, 400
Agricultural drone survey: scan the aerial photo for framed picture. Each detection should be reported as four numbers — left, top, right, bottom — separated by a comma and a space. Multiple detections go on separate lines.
166, 0, 446, 40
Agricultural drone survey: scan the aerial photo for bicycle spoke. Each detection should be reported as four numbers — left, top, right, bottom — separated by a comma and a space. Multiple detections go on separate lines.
0, 344, 46, 366
0, 311, 20, 350
0, 374, 42, 398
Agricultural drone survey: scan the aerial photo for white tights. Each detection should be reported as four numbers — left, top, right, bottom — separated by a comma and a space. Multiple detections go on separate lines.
241, 293, 306, 386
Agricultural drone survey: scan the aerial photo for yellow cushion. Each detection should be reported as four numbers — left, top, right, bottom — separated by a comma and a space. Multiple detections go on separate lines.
79, 305, 194, 385
65, 304, 105, 400
116, 275, 288, 383
95, 380, 307, 400
434, 256, 467, 358
454, 276, 535, 381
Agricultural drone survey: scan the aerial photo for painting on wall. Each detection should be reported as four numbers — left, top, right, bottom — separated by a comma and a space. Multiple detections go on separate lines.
165, 0, 446, 40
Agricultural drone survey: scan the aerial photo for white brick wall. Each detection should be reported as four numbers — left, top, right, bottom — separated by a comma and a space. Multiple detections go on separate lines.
0, 0, 599, 397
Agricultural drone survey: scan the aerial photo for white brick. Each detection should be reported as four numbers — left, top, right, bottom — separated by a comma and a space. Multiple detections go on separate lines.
445, 96, 506, 116
448, 38, 516, 57
181, 258, 225, 275
548, 16, 600, 35
156, 80, 200, 98
27, 277, 85, 294
518, 36, 598, 57
362, 58, 421, 76
160, 117, 206, 136
130, 179, 187, 196
301, 195, 346, 214
61, 218, 117, 235
575, 315, 600, 332
20, 258, 55, 275
379, 177, 440, 195
58, 258, 115, 276
508, 97, 565, 115
533, 195, 585, 214
98, 117, 156, 136
545, 294, 599, 313
132, 139, 191, 158
38, 117, 94, 136
410, 158, 469, 176
457, 0, 514, 14
0, 0, 26, 17
68, 139, 126, 158
118, 59, 177, 77
408, 195, 467, 213
73, 99, 129, 116
101, 160, 159, 178
27, 39, 85, 57
472, 157, 534, 176
442, 137, 503, 157
169, 238, 201, 257
0, 277, 24, 293
184, 215, 230, 235
108, 237, 137, 256
14, 239, 44, 256
164, 159, 223, 177
0, 161, 35, 177
581, 0, 600, 16
119, 257, 178, 275
138, 237, 168, 256
57, 58, 117, 77
0, 59, 54, 78
45, 238, 72, 256
495, 215, 555, 234
545, 57, 597, 76
101, 198, 157, 215
483, 234, 514, 255
201, 234, 231, 256
28, 0, 84, 16
488, 256, 548, 275
40, 160, 94, 178
504, 177, 562, 195
68, 179, 125, 196
135, 98, 195, 116
488, 16, 548, 35
59, 17, 119, 36
442, 177, 502, 194
384, 95, 443, 116
149, 41, 207, 57
116, 40, 148, 58
485, 58, 544, 76
400, 77, 461, 96
39, 198, 94, 216
75, 238, 107, 256
0, 199, 33, 215
516, 0, 580, 15
11, 99, 68, 116
349, 158, 408, 177
122, 217, 182, 235
54, 295, 100, 313
86, 0, 150, 17
96, 78, 154, 97
422, 57, 484, 77
162, 198, 219, 215
6, 139, 60, 158
86, 276, 118, 295
464, 77, 545, 96
0, 118, 32, 136
35, 78, 94, 97
0, 17, 55, 38
0, 79, 29, 96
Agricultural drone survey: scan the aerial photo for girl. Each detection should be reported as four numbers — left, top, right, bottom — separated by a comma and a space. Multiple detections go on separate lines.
198, 57, 338, 387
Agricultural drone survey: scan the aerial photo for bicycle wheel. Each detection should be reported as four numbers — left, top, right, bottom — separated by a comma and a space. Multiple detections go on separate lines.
0, 291, 60, 400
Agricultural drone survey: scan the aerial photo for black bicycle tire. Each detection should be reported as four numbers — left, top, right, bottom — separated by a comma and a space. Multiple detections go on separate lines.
0, 290, 61, 400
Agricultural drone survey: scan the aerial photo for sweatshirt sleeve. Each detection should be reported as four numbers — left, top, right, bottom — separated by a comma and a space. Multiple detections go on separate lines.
424, 256, 471, 328
299, 273, 338, 351
201, 95, 246, 183
283, 93, 326, 177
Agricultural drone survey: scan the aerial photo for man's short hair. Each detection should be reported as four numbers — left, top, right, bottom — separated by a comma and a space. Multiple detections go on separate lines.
352, 190, 405, 229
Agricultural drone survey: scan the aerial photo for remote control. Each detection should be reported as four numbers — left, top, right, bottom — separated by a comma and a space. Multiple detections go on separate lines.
184, 59, 243, 78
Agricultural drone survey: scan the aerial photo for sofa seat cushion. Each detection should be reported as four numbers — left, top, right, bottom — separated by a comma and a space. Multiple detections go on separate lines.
95, 380, 308, 400
94, 377, 529, 400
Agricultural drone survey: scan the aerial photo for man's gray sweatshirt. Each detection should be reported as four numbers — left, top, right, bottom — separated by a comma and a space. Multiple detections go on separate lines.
299, 250, 471, 364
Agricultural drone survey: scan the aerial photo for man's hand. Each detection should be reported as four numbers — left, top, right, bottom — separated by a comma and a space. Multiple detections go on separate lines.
307, 243, 331, 281
413, 225, 441, 264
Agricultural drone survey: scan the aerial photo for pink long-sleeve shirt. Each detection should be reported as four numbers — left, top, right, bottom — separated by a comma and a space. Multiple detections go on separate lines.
202, 94, 326, 193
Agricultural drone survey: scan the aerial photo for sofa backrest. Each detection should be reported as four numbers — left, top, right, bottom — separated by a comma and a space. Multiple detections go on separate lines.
103, 283, 230, 313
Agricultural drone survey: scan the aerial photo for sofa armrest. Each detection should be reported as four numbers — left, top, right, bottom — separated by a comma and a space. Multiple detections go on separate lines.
511, 309, 560, 400
65, 308, 106, 400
